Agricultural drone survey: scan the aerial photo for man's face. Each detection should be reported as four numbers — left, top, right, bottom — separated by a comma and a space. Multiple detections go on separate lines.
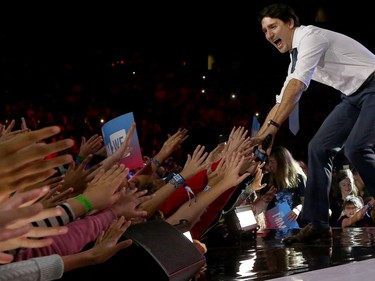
261, 17, 294, 54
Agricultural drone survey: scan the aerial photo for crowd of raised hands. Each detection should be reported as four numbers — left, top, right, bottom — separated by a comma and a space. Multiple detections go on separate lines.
0, 118, 268, 280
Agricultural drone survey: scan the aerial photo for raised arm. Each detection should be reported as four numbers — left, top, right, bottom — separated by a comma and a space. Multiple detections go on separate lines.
166, 151, 251, 228
137, 144, 209, 219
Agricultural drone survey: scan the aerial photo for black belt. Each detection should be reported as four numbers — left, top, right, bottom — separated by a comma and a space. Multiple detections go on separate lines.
352, 71, 375, 95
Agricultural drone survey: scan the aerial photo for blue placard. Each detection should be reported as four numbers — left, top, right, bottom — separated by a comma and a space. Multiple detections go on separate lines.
265, 201, 300, 229
101, 112, 143, 170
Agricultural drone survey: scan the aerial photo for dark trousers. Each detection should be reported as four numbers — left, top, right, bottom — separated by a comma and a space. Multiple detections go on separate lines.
302, 76, 375, 223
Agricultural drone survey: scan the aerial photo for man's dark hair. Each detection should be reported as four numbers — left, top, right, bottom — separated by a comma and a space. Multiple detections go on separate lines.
258, 3, 300, 27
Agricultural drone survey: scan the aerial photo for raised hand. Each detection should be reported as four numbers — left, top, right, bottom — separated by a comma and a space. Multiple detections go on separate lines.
156, 128, 189, 160
261, 186, 277, 204
78, 134, 104, 159
0, 222, 68, 252
37, 185, 74, 209
224, 126, 249, 156
97, 122, 136, 174
81, 163, 129, 213
111, 122, 135, 161
129, 128, 188, 190
24, 174, 64, 192
250, 164, 268, 192
79, 216, 132, 265
61, 154, 102, 195
111, 188, 154, 221
0, 120, 14, 139
165, 151, 252, 228
0, 126, 73, 199
180, 145, 210, 180
205, 142, 226, 166
0, 187, 68, 250
206, 157, 227, 187
218, 151, 251, 190
249, 132, 275, 156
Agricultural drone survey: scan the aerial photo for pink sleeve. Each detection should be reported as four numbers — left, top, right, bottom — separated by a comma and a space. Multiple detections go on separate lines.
15, 208, 117, 261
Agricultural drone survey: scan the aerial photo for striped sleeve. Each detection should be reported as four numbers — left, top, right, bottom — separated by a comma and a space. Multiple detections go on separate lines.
32, 203, 76, 227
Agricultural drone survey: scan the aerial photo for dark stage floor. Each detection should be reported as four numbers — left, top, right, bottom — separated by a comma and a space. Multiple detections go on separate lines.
61, 224, 375, 281
195, 227, 375, 281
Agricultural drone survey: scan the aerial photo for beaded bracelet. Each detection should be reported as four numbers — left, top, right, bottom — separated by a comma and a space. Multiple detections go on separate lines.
150, 157, 162, 167
75, 195, 93, 213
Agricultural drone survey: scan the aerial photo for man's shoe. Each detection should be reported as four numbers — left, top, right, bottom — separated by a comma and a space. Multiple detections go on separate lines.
281, 224, 333, 245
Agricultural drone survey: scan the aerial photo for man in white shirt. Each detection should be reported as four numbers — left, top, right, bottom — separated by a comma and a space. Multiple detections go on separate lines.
251, 3, 375, 245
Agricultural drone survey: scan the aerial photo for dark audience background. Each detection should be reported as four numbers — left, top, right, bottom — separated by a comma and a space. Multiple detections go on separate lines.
0, 0, 372, 168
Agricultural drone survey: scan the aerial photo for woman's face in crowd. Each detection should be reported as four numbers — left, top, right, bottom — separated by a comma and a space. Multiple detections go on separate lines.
266, 156, 277, 173
339, 178, 353, 195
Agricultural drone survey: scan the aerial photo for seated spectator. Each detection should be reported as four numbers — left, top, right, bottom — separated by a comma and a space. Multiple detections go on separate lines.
337, 195, 375, 227
329, 169, 363, 226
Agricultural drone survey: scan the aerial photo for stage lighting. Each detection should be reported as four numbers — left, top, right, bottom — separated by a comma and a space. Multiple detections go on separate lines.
233, 205, 258, 232
174, 219, 194, 243
224, 205, 258, 242
183, 230, 193, 242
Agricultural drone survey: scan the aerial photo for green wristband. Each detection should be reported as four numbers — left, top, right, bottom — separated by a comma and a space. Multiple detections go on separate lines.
75, 195, 93, 213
